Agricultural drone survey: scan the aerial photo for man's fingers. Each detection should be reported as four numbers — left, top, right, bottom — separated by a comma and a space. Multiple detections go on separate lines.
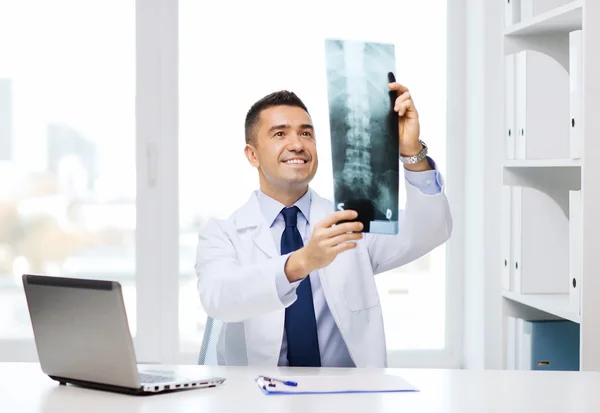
396, 100, 413, 116
327, 221, 363, 237
332, 241, 357, 254
394, 92, 411, 107
395, 92, 413, 111
317, 210, 358, 228
324, 232, 363, 248
388, 82, 409, 94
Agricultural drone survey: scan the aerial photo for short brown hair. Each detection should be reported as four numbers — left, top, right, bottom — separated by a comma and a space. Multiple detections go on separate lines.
244, 90, 309, 145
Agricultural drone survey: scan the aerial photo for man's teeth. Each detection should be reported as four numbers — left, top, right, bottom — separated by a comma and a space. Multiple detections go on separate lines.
285, 159, 306, 164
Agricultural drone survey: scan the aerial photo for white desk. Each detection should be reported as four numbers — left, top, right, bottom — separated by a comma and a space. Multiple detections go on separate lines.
2, 362, 600, 413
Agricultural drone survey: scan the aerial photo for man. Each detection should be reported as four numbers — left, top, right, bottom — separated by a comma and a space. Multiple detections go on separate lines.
195, 82, 452, 368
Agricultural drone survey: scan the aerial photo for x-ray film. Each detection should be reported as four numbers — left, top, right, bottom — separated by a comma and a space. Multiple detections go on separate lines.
324, 38, 399, 234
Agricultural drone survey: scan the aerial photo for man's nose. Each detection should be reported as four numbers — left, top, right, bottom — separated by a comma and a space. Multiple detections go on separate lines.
287, 134, 304, 151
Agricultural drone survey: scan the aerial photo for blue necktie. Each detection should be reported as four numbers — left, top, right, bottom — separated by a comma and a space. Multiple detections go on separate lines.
280, 206, 321, 367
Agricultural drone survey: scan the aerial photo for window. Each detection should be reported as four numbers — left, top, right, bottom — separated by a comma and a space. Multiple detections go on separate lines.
0, 1, 137, 345
178, 0, 449, 360
0, 0, 454, 366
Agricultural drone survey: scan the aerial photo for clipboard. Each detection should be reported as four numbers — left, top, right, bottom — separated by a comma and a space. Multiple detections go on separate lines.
255, 374, 419, 395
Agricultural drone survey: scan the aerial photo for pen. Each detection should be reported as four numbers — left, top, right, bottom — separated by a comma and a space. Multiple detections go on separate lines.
257, 375, 298, 387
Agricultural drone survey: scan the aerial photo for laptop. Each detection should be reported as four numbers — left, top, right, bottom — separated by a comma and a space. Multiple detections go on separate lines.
22, 274, 226, 395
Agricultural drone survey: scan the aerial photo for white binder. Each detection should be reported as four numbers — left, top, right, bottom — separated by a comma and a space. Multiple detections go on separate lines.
569, 30, 583, 159
505, 54, 516, 160
505, 0, 521, 27
569, 190, 582, 315
514, 50, 570, 160
516, 318, 532, 370
506, 316, 517, 370
510, 186, 569, 293
501, 185, 512, 291
511, 186, 523, 291
521, 0, 570, 21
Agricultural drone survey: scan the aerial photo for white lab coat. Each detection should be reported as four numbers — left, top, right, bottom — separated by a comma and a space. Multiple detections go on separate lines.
195, 180, 452, 368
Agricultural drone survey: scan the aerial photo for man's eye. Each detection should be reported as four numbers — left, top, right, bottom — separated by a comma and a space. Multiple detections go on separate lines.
275, 131, 285, 137
302, 131, 312, 136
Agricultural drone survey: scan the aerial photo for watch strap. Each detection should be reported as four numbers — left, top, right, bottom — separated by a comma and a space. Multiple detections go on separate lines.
400, 140, 428, 164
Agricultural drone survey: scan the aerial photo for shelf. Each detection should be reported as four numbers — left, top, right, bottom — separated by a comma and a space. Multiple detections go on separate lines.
503, 162, 580, 216
503, 161, 580, 190
504, 159, 581, 168
505, 1, 583, 36
502, 290, 580, 323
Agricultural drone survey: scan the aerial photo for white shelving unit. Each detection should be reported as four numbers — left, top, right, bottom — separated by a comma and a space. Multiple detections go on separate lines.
500, 0, 600, 371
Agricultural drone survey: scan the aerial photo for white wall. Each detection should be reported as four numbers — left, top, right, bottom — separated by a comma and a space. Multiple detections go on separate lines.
445, 0, 467, 368
461, 0, 504, 369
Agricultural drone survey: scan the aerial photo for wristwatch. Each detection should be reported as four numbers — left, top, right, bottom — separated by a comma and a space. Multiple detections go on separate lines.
399, 140, 428, 164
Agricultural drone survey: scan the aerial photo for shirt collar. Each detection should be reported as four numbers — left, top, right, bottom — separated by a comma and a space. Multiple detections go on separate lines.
256, 188, 312, 227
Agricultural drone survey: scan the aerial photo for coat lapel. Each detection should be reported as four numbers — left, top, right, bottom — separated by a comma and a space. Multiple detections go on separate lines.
252, 224, 277, 258
234, 191, 278, 259
308, 189, 335, 284
308, 189, 331, 233
308, 189, 349, 347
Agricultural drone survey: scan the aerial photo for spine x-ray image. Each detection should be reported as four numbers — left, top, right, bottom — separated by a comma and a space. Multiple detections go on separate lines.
324, 38, 399, 234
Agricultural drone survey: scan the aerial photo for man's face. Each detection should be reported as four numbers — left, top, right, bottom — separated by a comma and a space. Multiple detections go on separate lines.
245, 105, 318, 190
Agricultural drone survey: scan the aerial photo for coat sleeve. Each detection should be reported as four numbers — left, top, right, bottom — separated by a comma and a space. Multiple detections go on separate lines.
195, 219, 289, 322
365, 172, 453, 275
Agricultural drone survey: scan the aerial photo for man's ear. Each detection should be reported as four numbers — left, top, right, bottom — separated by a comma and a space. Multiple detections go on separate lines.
244, 144, 260, 168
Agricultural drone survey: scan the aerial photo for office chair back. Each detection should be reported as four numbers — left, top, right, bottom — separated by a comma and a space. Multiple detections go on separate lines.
198, 316, 222, 365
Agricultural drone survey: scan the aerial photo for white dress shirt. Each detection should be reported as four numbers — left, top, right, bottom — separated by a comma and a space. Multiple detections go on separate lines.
256, 157, 443, 367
